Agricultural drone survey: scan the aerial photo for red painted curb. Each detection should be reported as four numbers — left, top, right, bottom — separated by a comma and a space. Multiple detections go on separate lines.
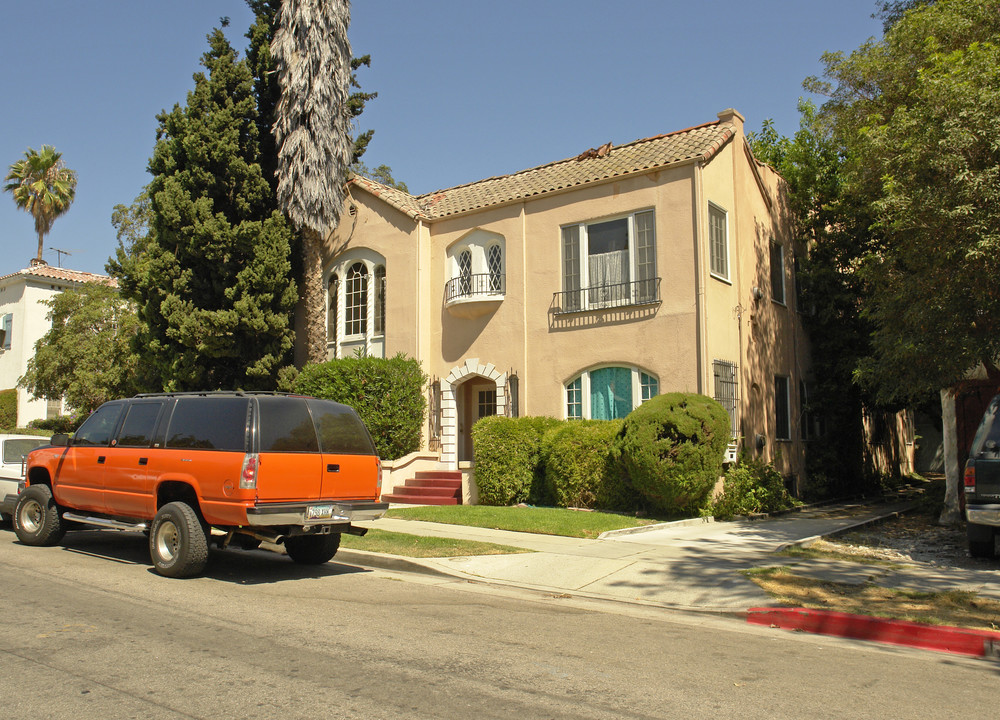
747, 607, 1000, 658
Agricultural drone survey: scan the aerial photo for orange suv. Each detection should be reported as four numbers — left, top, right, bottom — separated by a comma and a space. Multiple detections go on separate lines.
15, 392, 388, 577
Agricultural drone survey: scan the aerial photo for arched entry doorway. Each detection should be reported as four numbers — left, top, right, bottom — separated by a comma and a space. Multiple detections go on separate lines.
440, 359, 506, 469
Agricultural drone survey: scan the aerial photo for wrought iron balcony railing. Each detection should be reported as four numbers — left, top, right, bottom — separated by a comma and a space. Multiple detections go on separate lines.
445, 272, 506, 302
552, 277, 661, 314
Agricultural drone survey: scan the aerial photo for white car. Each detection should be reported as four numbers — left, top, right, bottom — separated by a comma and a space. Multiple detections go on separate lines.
0, 434, 52, 525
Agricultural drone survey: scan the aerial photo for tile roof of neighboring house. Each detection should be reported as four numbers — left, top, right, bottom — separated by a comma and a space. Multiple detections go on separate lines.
349, 119, 737, 222
0, 263, 117, 287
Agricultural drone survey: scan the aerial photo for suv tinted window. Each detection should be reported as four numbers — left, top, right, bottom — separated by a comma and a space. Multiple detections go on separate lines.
258, 397, 319, 452
166, 397, 249, 451
74, 403, 126, 447
307, 399, 376, 455
971, 397, 1000, 455
117, 402, 164, 447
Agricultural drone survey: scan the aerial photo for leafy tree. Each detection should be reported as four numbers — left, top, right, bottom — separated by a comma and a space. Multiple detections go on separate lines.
3, 145, 77, 264
809, 0, 1000, 404
271, 0, 355, 365
111, 28, 297, 391
20, 283, 140, 415
350, 162, 409, 193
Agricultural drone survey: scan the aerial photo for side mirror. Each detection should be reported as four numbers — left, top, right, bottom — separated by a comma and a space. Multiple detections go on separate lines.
50, 433, 70, 447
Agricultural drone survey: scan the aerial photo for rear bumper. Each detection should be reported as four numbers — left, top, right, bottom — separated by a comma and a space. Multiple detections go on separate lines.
966, 504, 1000, 527
245, 501, 389, 528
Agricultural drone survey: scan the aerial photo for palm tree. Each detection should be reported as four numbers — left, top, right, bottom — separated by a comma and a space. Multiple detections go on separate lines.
271, 0, 354, 364
4, 145, 78, 265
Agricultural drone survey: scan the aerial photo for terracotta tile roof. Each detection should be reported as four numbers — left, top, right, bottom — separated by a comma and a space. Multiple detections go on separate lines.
0, 263, 117, 287
349, 119, 736, 222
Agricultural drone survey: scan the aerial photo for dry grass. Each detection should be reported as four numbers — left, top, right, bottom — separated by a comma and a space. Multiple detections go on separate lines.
746, 566, 1000, 632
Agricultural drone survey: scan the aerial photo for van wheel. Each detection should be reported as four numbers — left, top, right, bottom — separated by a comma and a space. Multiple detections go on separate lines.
284, 533, 341, 565
14, 485, 66, 546
150, 502, 209, 578
967, 522, 997, 559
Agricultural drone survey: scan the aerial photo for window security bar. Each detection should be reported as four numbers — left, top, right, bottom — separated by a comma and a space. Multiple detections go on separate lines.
445, 273, 506, 301
552, 277, 660, 315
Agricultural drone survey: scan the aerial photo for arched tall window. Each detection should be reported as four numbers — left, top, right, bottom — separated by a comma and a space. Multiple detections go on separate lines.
374, 265, 386, 335
327, 273, 340, 343
345, 262, 368, 337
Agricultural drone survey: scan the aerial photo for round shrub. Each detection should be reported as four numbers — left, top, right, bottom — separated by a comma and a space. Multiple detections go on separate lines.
542, 420, 624, 509
711, 457, 795, 519
616, 392, 731, 515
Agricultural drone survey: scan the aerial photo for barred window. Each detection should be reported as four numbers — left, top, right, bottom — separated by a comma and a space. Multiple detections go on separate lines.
713, 359, 739, 439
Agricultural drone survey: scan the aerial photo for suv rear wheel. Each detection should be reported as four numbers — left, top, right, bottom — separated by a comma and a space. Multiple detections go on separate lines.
150, 502, 209, 578
14, 485, 66, 546
284, 533, 341, 564
967, 522, 998, 559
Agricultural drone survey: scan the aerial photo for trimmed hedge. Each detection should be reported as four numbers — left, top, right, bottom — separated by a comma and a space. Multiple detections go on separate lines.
293, 353, 427, 461
472, 416, 561, 506
29, 414, 84, 434
542, 420, 628, 510
616, 392, 731, 515
0, 389, 15, 430
711, 457, 795, 520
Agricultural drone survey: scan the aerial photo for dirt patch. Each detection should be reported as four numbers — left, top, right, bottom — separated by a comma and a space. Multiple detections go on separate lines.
748, 567, 1000, 632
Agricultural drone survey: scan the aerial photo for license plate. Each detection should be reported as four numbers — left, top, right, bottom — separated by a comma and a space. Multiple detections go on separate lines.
307, 504, 334, 520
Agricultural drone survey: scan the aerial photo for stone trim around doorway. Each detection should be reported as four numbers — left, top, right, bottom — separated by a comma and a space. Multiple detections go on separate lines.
440, 358, 506, 468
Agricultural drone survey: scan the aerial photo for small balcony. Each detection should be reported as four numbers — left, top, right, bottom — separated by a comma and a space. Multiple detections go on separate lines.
445, 272, 505, 318
552, 277, 661, 315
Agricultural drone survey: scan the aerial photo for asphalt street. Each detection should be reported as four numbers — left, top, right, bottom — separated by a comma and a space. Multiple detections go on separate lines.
1, 527, 997, 719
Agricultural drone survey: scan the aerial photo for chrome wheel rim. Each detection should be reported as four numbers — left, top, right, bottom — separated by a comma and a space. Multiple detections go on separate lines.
19, 500, 42, 533
155, 520, 180, 562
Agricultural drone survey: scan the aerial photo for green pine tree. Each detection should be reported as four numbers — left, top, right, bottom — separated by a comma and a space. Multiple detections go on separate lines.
113, 28, 297, 391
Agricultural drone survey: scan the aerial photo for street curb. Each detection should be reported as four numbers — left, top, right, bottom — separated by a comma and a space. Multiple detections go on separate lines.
335, 548, 464, 579
747, 607, 1000, 658
598, 515, 715, 539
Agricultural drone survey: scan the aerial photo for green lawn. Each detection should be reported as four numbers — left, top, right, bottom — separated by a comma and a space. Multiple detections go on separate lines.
340, 528, 530, 557
384, 504, 657, 539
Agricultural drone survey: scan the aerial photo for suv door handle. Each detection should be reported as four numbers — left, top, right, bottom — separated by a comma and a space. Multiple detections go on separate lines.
138, 458, 148, 466
98, 456, 106, 464
327, 464, 340, 473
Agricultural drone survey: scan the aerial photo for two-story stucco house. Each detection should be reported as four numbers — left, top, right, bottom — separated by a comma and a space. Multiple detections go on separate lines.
315, 109, 812, 498
0, 263, 115, 427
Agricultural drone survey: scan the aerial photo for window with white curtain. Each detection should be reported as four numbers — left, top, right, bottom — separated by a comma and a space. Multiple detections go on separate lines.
561, 210, 656, 310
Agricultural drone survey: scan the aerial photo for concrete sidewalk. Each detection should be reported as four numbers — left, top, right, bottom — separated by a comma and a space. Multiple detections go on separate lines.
349, 500, 1000, 613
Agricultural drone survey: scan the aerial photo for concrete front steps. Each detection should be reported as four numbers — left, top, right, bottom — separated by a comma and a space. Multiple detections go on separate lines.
382, 471, 463, 505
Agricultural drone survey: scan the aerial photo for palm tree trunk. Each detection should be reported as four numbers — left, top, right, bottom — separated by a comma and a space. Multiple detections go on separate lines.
302, 227, 327, 364
37, 230, 44, 263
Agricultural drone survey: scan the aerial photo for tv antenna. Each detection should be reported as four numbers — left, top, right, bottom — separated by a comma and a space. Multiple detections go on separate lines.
48, 247, 77, 267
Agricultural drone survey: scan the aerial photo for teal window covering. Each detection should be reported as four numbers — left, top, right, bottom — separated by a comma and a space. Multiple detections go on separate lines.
590, 367, 632, 420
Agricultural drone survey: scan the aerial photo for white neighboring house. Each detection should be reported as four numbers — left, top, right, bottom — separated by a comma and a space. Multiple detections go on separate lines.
0, 262, 116, 427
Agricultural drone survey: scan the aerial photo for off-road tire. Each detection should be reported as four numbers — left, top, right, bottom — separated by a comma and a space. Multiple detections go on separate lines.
284, 533, 341, 565
14, 485, 66, 546
149, 501, 209, 578
967, 522, 997, 559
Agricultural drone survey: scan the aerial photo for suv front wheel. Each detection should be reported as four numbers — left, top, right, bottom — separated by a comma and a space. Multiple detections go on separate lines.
150, 502, 209, 578
14, 485, 66, 546
284, 533, 341, 564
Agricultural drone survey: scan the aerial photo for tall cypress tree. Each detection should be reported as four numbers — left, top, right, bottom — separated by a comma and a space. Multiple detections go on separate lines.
114, 28, 297, 391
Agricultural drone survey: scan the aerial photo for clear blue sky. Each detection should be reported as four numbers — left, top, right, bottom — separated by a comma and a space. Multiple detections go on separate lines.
0, 1, 884, 278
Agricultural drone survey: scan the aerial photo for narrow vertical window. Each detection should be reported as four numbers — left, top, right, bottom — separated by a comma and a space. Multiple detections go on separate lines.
345, 263, 368, 336
566, 377, 582, 419
709, 205, 728, 279
634, 210, 656, 302
487, 245, 503, 293
770, 240, 785, 304
640, 372, 658, 403
327, 274, 339, 343
374, 265, 385, 335
1, 313, 12, 350
713, 359, 739, 439
561, 226, 581, 311
458, 249, 472, 296
775, 375, 790, 440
